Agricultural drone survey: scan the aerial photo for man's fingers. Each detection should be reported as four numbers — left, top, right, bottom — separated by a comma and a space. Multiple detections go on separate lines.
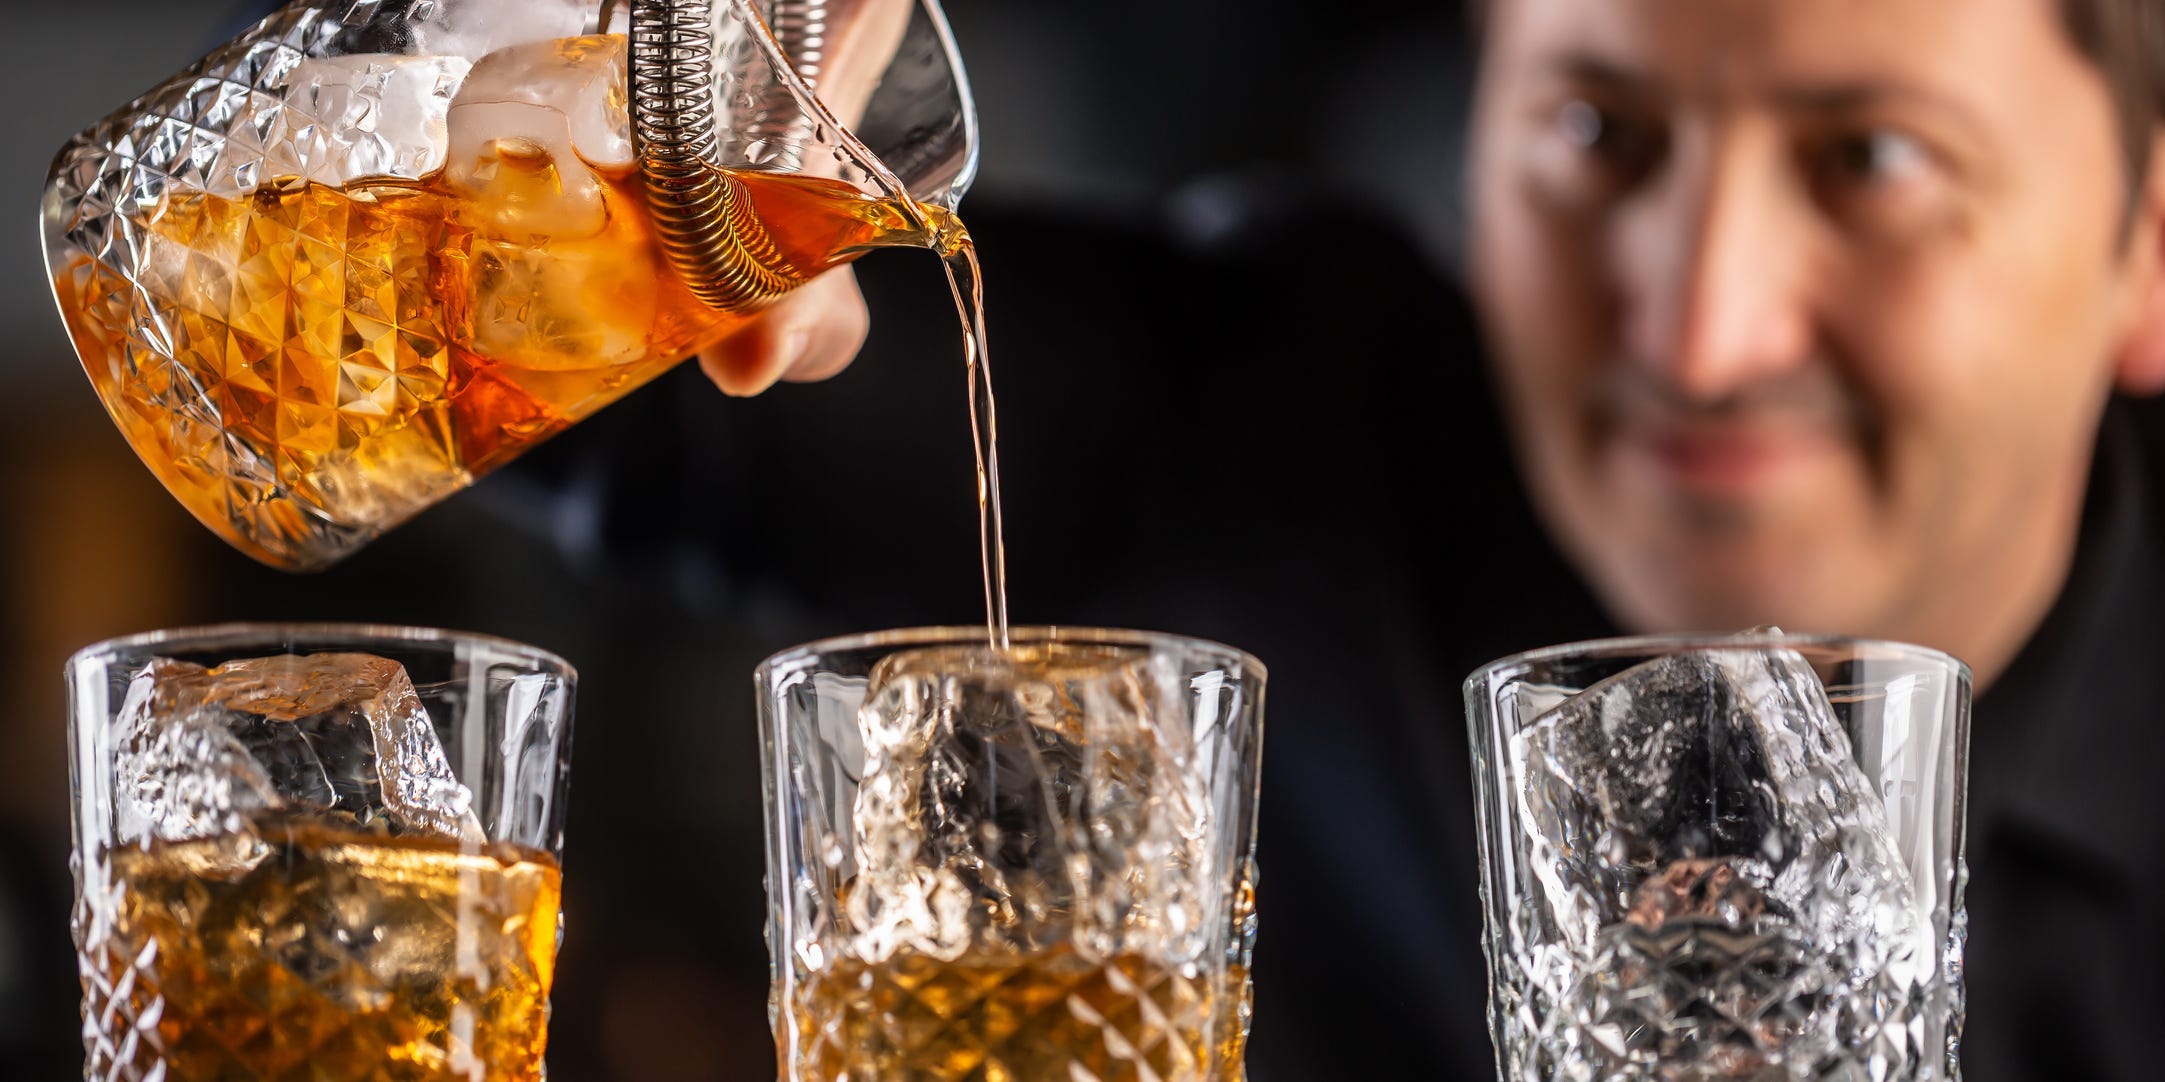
689, 0, 905, 398
696, 267, 871, 397
804, 0, 916, 129
777, 268, 871, 384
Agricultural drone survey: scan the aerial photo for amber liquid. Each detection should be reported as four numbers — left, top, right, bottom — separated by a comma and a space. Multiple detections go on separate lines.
785, 945, 1249, 1081
80, 822, 562, 1081
940, 242, 1010, 647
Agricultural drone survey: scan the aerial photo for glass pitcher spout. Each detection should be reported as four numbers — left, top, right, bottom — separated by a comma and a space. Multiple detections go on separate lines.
629, 0, 976, 312
41, 0, 976, 571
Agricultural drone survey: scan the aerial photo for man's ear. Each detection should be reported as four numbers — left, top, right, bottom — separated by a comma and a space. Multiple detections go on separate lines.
2116, 134, 2165, 396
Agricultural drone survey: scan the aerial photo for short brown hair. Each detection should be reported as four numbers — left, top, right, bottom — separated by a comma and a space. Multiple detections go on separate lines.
2057, 0, 2165, 195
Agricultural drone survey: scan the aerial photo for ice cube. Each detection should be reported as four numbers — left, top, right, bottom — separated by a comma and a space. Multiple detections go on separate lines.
446, 36, 632, 240
461, 225, 659, 369
1511, 649, 1919, 953
1510, 648, 1933, 1076
846, 644, 1212, 963
409, 0, 597, 60
210, 55, 473, 198
111, 658, 282, 845
111, 652, 483, 846
445, 36, 650, 367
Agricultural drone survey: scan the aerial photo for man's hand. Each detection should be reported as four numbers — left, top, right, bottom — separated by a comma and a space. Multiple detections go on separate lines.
696, 0, 913, 396
698, 265, 872, 396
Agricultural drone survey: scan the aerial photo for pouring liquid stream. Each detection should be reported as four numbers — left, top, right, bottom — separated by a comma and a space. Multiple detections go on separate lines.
939, 235, 1010, 651
670, 178, 1009, 648
671, 184, 1009, 648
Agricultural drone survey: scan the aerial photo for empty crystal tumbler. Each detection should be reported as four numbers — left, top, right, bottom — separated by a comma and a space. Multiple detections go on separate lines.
68, 624, 576, 1080
43, 0, 976, 570
756, 627, 1268, 1080
1464, 633, 1970, 1081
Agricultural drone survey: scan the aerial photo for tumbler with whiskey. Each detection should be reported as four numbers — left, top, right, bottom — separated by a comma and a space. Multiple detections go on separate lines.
758, 629, 1268, 1081
68, 626, 576, 1081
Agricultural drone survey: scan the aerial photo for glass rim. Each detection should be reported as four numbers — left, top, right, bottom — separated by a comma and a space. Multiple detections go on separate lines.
64, 622, 575, 680
757, 625, 1266, 679
1466, 630, 1970, 694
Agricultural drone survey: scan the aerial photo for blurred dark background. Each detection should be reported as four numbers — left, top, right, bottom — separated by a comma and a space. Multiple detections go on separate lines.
0, 1, 1471, 1076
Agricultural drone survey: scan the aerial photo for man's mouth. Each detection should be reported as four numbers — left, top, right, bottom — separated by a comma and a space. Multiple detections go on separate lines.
1622, 420, 1843, 497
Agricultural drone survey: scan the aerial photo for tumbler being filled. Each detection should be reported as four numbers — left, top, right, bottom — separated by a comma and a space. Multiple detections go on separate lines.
757, 627, 1267, 1080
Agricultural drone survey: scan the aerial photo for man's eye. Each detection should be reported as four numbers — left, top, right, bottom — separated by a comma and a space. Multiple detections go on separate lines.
1804, 127, 1956, 238
1821, 130, 1931, 186
1557, 100, 1610, 149
1554, 99, 1665, 178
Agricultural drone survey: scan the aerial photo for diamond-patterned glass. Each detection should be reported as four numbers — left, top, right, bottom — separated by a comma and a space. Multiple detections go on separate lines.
68, 626, 576, 1081
757, 629, 1266, 1080
1466, 635, 1970, 1081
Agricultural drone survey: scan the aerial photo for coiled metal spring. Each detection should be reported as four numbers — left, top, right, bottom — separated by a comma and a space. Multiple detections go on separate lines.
630, 0, 807, 313
766, 0, 829, 85
742, 0, 826, 173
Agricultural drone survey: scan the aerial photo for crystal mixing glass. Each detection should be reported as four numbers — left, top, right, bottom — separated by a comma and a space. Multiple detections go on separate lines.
42, 0, 976, 570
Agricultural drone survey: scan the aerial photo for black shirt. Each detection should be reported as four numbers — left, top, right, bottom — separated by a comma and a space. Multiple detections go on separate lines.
1956, 400, 2165, 1080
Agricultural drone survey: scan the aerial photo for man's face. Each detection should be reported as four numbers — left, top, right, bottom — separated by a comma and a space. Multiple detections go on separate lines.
1471, 0, 2164, 649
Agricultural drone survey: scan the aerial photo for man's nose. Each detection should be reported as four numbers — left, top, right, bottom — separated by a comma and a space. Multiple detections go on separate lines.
1619, 133, 1815, 402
